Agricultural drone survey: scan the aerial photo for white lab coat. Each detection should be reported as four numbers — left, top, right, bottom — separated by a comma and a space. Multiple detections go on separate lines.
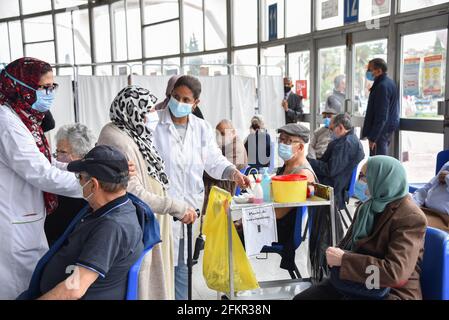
154, 108, 233, 265
0, 105, 82, 299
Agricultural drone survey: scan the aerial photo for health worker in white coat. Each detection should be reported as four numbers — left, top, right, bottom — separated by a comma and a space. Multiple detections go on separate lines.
0, 58, 82, 299
154, 75, 251, 300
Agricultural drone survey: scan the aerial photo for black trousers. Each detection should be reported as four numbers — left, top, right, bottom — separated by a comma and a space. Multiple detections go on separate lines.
293, 279, 345, 300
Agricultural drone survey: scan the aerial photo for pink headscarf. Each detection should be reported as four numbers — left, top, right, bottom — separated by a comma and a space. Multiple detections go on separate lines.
154, 75, 181, 110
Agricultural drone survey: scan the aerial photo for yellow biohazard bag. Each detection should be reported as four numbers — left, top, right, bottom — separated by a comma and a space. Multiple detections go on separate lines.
202, 186, 259, 293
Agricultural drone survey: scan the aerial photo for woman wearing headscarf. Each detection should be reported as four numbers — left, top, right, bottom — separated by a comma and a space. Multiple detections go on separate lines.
295, 156, 427, 300
0, 58, 81, 299
97, 85, 197, 300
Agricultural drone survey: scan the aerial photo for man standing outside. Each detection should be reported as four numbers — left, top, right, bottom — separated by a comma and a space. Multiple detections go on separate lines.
362, 58, 400, 156
282, 77, 304, 124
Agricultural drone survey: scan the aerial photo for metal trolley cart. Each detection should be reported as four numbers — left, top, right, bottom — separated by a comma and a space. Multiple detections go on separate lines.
217, 183, 336, 300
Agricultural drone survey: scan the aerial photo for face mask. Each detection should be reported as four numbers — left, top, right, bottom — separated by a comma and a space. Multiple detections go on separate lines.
366, 71, 375, 82
278, 143, 294, 161
145, 111, 159, 131
284, 86, 291, 94
5, 71, 55, 112
168, 96, 193, 118
81, 179, 94, 202
323, 118, 331, 128
57, 153, 73, 163
354, 180, 370, 202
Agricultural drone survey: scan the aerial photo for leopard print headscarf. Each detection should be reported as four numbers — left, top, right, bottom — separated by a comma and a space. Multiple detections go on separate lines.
110, 85, 169, 189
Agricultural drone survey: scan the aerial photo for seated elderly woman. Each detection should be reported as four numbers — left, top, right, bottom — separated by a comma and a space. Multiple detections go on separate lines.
45, 124, 97, 246
294, 156, 427, 300
413, 161, 449, 233
36, 145, 144, 300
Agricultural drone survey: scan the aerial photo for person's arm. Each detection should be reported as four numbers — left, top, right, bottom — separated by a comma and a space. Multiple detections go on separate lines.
339, 212, 426, 288
0, 121, 81, 198
368, 84, 390, 143
286, 95, 304, 118
412, 177, 437, 207
308, 132, 318, 160
37, 266, 99, 300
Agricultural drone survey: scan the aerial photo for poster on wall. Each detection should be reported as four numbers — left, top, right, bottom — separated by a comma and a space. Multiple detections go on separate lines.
372, 0, 390, 16
296, 80, 308, 99
403, 57, 421, 97
322, 0, 339, 19
423, 55, 443, 97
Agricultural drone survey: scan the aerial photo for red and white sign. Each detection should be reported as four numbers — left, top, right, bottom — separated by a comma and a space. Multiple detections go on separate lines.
296, 80, 308, 99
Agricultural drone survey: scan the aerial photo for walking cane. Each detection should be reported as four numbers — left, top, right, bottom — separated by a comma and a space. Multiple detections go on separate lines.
187, 209, 201, 300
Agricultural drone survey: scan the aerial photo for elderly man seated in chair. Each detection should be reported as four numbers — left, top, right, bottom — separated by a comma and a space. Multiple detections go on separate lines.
413, 161, 449, 233
37, 145, 144, 300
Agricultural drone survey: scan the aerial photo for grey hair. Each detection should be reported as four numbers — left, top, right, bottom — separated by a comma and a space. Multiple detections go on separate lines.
83, 173, 129, 193
216, 119, 234, 129
332, 113, 353, 130
55, 124, 97, 158
334, 75, 346, 89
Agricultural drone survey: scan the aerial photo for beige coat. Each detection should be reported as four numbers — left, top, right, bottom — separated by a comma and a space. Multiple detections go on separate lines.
98, 123, 188, 300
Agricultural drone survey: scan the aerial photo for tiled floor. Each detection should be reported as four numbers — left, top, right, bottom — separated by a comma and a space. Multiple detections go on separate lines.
192, 200, 358, 300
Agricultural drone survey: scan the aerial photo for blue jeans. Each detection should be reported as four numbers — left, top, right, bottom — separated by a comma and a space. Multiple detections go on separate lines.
175, 239, 188, 300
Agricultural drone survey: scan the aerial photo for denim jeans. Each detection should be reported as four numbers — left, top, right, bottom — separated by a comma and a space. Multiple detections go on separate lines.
175, 239, 188, 300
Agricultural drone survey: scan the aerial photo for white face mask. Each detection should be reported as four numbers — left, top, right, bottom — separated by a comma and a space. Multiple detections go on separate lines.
81, 179, 94, 202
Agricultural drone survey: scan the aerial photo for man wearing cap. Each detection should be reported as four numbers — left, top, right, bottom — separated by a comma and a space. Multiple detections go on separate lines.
275, 123, 317, 271
308, 107, 338, 160
37, 145, 144, 300
282, 77, 304, 124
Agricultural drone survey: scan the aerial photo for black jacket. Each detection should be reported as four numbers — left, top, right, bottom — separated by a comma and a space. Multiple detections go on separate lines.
362, 74, 400, 142
308, 129, 365, 209
285, 92, 304, 124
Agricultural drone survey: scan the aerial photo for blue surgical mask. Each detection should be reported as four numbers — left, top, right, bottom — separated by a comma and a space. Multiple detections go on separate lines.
278, 143, 294, 161
323, 118, 331, 128
4, 70, 55, 113
366, 71, 375, 82
168, 96, 193, 118
354, 180, 370, 202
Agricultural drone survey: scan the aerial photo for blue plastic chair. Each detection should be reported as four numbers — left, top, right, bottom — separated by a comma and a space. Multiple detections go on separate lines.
261, 206, 307, 279
126, 246, 155, 300
409, 150, 449, 194
421, 227, 449, 300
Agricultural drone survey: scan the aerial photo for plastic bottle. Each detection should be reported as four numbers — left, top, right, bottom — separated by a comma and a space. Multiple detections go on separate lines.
253, 178, 264, 204
261, 168, 272, 203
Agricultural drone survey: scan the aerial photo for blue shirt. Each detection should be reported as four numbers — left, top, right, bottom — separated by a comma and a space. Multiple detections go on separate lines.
413, 162, 449, 215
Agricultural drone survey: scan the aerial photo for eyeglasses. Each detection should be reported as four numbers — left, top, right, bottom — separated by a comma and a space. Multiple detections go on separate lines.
38, 83, 59, 95
75, 173, 89, 181
277, 137, 303, 145
53, 149, 69, 158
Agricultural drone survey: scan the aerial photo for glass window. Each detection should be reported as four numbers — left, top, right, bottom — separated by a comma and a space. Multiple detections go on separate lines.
112, 1, 127, 61
183, 0, 204, 53
9, 21, 23, 61
0, 0, 19, 19
21, 0, 51, 15
0, 23, 10, 63
401, 131, 444, 183
94, 5, 112, 63
232, 0, 257, 46
359, 0, 391, 22
26, 42, 55, 64
54, 0, 88, 9
163, 57, 181, 75
127, 0, 143, 60
24, 15, 54, 43
260, 45, 285, 76
204, 0, 227, 50
144, 60, 162, 75
144, 20, 180, 57
56, 12, 74, 64
286, 0, 311, 37
262, 0, 284, 41
401, 29, 447, 119
73, 9, 91, 64
318, 45, 346, 114
353, 39, 388, 116
95, 65, 113, 76
400, 0, 449, 12
184, 52, 228, 76
316, 0, 343, 31
143, 0, 179, 25
288, 50, 311, 114
234, 48, 258, 78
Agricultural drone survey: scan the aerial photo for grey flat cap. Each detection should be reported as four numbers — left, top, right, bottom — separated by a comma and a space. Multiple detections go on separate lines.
277, 123, 310, 143
323, 107, 338, 115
